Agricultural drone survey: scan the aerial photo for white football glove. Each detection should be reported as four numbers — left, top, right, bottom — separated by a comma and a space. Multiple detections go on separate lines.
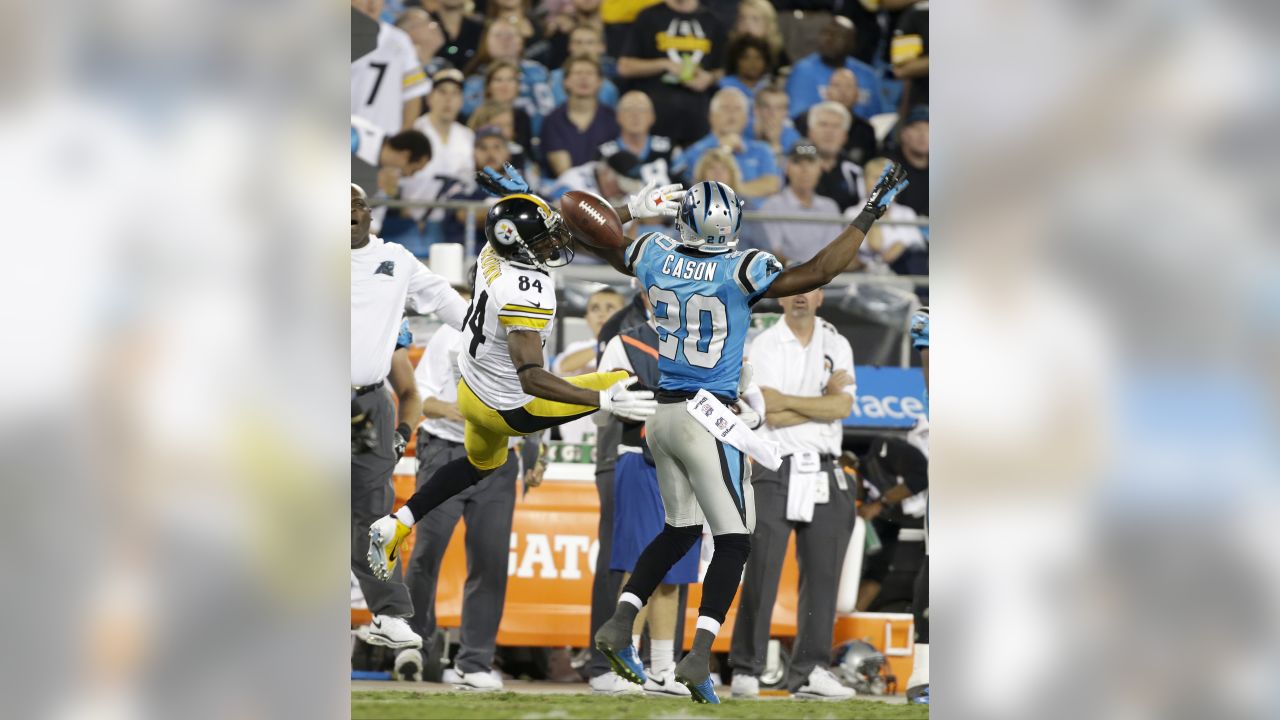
626, 179, 685, 220
598, 375, 657, 422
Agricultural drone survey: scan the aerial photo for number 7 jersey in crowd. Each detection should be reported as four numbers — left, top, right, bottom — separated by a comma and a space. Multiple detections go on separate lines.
457, 244, 557, 411
625, 232, 784, 399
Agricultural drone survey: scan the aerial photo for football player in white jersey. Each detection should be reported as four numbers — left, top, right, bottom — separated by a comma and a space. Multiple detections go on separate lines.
352, 0, 430, 134
368, 176, 685, 581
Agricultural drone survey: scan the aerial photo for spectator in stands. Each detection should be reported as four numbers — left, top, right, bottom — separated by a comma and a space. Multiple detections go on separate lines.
466, 100, 529, 173
544, 0, 611, 78
730, 287, 858, 701
432, 0, 485, 70
351, 119, 434, 237
792, 68, 879, 166
484, 0, 540, 45
807, 101, 865, 211
891, 1, 929, 108
399, 68, 475, 252
351, 121, 433, 189
540, 57, 620, 177
692, 147, 742, 189
618, 0, 728, 147
785, 16, 882, 120
673, 87, 780, 201
444, 126, 512, 248
720, 35, 776, 108
462, 20, 554, 132
553, 287, 626, 444
752, 85, 802, 161
544, 151, 642, 204
470, 62, 534, 167
352, 0, 430, 134
731, 0, 787, 67
396, 8, 451, 76
758, 143, 843, 265
597, 91, 676, 186
549, 25, 620, 108
850, 156, 927, 275
888, 105, 928, 217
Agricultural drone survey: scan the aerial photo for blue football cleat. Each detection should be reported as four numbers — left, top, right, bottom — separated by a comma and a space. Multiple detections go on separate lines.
907, 684, 930, 705
677, 674, 720, 704
596, 642, 647, 686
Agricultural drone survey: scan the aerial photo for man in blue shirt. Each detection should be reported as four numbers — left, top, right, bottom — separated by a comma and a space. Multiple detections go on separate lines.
582, 165, 909, 704
671, 87, 780, 202
785, 16, 883, 120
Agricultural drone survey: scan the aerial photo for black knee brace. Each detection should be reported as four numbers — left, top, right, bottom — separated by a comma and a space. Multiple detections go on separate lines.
698, 533, 751, 624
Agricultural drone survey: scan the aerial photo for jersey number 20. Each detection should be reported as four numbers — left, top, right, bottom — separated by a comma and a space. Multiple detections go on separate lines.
647, 287, 726, 368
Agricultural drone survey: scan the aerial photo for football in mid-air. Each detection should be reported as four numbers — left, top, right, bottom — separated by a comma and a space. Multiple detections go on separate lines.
560, 191, 625, 249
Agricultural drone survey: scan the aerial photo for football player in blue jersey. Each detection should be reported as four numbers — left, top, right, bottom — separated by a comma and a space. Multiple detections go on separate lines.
578, 164, 909, 703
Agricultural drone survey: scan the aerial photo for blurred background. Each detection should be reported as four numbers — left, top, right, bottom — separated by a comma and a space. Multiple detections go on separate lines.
0, 0, 1276, 718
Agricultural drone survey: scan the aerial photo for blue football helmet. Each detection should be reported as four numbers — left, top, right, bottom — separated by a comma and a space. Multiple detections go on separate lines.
676, 180, 744, 253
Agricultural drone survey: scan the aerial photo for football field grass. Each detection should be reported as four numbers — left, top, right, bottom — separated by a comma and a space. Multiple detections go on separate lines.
352, 690, 929, 719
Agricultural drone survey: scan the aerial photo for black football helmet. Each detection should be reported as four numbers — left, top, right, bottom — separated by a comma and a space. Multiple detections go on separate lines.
484, 194, 575, 269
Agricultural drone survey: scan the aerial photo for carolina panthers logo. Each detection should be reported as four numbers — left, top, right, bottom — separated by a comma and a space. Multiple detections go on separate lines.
494, 219, 521, 246
375, 260, 395, 277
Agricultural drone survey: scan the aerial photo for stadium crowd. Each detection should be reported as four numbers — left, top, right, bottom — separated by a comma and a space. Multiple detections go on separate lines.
352, 0, 928, 276
351, 0, 930, 703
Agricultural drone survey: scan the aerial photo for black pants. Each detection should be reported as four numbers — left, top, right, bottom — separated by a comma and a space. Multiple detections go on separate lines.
351, 386, 413, 617
729, 456, 857, 690
404, 431, 518, 673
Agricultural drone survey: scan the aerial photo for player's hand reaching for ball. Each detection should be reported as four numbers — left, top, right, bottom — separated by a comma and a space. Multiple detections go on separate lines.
598, 375, 657, 421
863, 161, 909, 219
626, 179, 685, 220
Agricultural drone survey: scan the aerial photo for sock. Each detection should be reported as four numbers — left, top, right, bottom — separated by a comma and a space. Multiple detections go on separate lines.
619, 592, 643, 610
675, 628, 717, 684
403, 456, 482, 523
620, 524, 701, 604
697, 534, 751, 624
695, 616, 721, 635
651, 639, 674, 677
907, 644, 929, 687
609, 599, 640, 632
394, 505, 415, 526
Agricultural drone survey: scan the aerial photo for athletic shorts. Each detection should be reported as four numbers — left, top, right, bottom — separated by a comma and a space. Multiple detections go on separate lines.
610, 452, 702, 585
456, 370, 628, 471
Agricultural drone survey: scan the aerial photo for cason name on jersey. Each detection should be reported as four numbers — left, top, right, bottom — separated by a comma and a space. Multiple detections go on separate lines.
658, 254, 719, 282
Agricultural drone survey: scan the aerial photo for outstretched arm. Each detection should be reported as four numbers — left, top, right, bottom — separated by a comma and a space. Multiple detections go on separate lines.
765, 162, 908, 298
509, 329, 601, 407
573, 179, 684, 276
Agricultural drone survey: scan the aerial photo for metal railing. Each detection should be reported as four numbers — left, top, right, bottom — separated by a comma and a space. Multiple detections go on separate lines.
370, 198, 929, 288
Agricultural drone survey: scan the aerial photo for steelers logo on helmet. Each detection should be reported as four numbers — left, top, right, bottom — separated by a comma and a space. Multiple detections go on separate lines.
493, 218, 521, 247
484, 194, 575, 269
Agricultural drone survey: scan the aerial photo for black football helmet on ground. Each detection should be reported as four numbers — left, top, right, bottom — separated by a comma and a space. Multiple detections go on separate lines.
484, 193, 575, 269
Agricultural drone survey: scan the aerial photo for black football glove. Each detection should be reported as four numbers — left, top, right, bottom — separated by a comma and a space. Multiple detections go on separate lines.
393, 423, 412, 461
863, 161, 909, 219
352, 399, 378, 455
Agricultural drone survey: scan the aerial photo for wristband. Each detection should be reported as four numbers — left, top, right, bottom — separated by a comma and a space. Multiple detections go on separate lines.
516, 363, 542, 373
850, 209, 876, 234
